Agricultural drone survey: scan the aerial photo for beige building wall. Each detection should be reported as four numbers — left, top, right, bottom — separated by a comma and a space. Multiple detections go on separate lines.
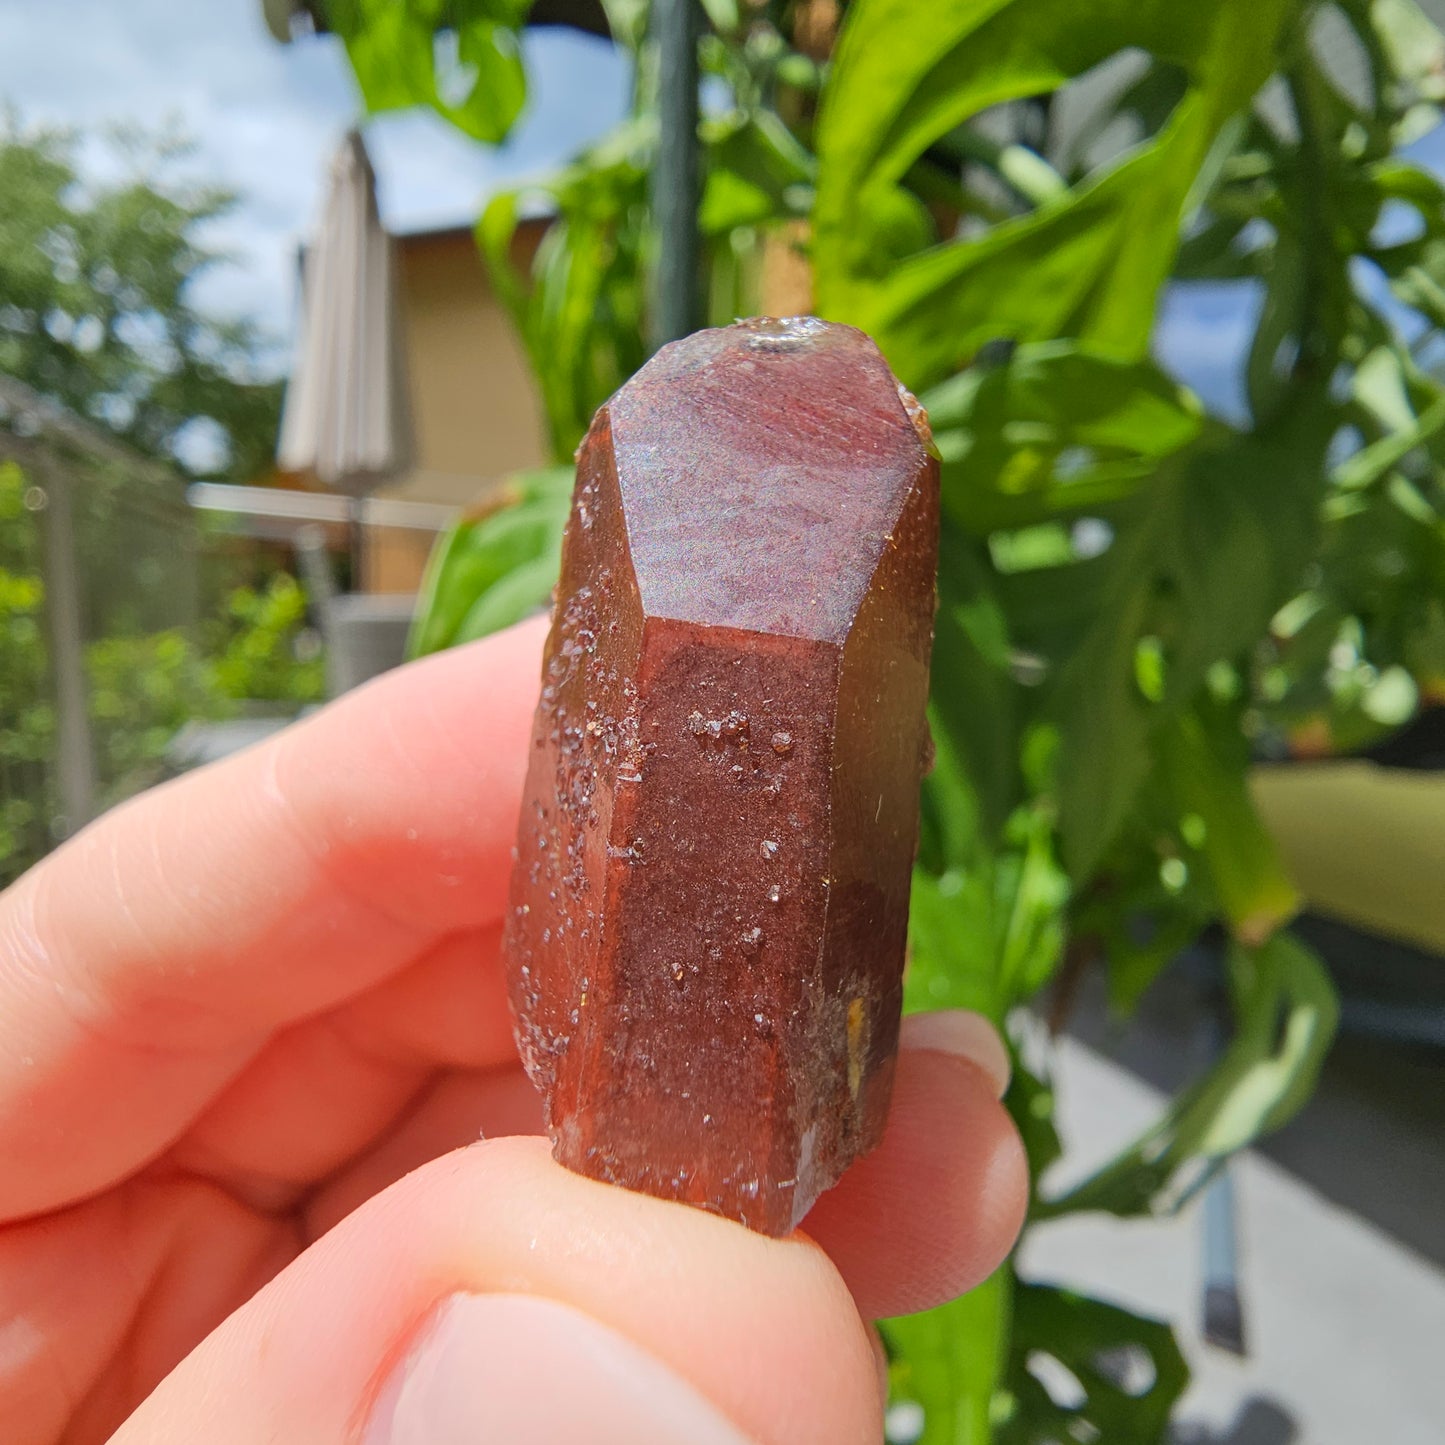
369, 223, 549, 592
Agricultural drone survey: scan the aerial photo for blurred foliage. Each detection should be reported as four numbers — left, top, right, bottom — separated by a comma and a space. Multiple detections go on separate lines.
480, 125, 653, 458
1, 108, 313, 886
88, 571, 324, 805
208, 573, 326, 703
0, 461, 55, 881
85, 629, 229, 801
0, 113, 283, 482
319, 0, 1445, 1438
0, 461, 323, 888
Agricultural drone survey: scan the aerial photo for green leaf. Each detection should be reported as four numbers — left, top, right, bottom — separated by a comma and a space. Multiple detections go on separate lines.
479, 121, 652, 459
1246, 235, 1308, 424
599, 0, 649, 51
1008, 1060, 1064, 1183
332, 0, 436, 111
1156, 705, 1301, 946
1351, 342, 1418, 435
907, 799, 1069, 1027
329, 0, 529, 143
448, 549, 561, 640
1340, 0, 1445, 120
923, 342, 1204, 533
995, 794, 1072, 1008
699, 109, 815, 235
815, 0, 1296, 386
997, 1283, 1188, 1445
1040, 932, 1338, 1218
1103, 904, 1209, 1017
1044, 388, 1333, 882
906, 868, 1005, 1021
445, 20, 526, 142
885, 1267, 1013, 1445
818, 2, 1219, 218
1334, 391, 1445, 491
406, 466, 572, 657
925, 517, 1020, 846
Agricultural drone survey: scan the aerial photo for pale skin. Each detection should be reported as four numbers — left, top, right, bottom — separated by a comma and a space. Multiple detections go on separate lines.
0, 615, 1028, 1444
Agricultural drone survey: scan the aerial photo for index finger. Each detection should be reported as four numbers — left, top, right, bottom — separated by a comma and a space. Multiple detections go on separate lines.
0, 616, 547, 1220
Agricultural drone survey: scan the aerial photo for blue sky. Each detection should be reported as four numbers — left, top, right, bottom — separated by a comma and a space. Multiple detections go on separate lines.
0, 0, 628, 358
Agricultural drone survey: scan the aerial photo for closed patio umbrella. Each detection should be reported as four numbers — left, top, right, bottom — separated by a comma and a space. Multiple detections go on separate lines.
277, 128, 412, 589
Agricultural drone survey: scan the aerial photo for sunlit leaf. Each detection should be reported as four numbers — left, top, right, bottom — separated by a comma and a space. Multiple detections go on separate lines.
1339, 0, 1445, 123
1039, 932, 1338, 1218
1334, 392, 1445, 490
924, 343, 1203, 533
816, 0, 1297, 386
699, 109, 815, 235
885, 1268, 1013, 1445
1045, 388, 1333, 880
327, 0, 530, 143
407, 466, 571, 657
479, 121, 652, 458
907, 803, 1068, 1027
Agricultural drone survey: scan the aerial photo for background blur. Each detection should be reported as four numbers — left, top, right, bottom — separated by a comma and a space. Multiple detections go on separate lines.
2, 3, 1443, 1443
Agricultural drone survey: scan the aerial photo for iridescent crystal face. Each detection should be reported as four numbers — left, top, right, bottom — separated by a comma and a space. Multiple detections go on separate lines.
504, 318, 939, 1235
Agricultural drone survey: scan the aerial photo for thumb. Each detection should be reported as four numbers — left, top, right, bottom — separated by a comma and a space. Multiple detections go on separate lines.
113, 1136, 882, 1445
363, 1294, 755, 1444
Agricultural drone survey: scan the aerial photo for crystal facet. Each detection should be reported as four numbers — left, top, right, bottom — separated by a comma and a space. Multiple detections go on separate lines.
504, 317, 940, 1234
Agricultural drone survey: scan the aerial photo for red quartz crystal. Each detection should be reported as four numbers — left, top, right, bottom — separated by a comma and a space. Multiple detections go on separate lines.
504, 316, 940, 1235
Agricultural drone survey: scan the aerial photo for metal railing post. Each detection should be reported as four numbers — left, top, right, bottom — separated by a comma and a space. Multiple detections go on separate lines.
650, 0, 701, 350
37, 466, 96, 836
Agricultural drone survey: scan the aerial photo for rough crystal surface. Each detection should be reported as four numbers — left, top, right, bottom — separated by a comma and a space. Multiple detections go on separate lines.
504, 316, 940, 1234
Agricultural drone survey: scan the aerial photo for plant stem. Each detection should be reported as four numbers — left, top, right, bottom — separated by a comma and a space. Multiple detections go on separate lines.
1283, 46, 1349, 379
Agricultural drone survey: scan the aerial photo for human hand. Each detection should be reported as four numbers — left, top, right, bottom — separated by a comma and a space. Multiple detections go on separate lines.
0, 616, 1027, 1444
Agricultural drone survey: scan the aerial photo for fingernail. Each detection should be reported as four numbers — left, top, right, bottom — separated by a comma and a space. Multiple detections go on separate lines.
899, 1010, 1011, 1098
364, 1293, 754, 1445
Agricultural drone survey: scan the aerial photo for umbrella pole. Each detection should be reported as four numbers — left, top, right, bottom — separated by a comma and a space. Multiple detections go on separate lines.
349, 493, 367, 592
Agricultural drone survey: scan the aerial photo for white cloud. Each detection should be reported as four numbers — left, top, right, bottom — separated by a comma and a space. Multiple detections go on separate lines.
0, 0, 627, 369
